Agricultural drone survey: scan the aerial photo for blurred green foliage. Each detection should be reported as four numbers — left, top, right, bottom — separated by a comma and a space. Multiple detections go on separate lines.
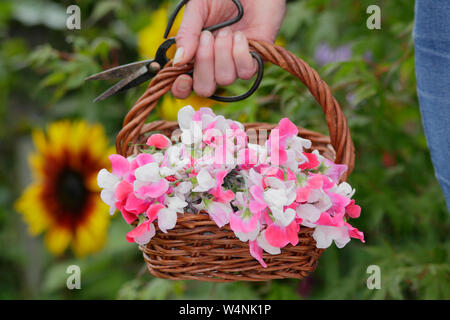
0, 0, 448, 299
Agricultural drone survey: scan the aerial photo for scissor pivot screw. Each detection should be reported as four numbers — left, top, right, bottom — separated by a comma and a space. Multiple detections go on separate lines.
149, 62, 161, 74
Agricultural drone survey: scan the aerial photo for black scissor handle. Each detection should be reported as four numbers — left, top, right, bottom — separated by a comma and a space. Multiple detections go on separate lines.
209, 51, 264, 103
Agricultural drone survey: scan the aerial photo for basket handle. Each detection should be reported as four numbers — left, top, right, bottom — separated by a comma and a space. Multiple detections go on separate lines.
116, 40, 355, 177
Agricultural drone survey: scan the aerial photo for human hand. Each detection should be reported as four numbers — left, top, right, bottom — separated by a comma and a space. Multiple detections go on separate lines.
171, 0, 286, 99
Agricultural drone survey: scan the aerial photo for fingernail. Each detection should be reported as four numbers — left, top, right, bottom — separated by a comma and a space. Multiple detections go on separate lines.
217, 28, 230, 38
173, 47, 184, 65
200, 31, 212, 46
178, 77, 190, 91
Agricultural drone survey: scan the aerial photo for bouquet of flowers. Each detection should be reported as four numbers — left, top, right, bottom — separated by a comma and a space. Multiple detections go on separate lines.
98, 106, 364, 267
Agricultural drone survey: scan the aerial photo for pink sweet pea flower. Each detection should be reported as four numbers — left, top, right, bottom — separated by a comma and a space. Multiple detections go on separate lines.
206, 201, 232, 228
315, 211, 345, 227
323, 158, 347, 183
264, 220, 299, 248
146, 203, 165, 223
192, 107, 215, 121
296, 186, 311, 203
146, 134, 171, 149
308, 173, 324, 189
327, 192, 351, 215
345, 200, 361, 218
136, 179, 170, 199
209, 170, 234, 203
109, 154, 130, 178
237, 148, 259, 169
345, 222, 365, 243
114, 180, 138, 224
230, 210, 260, 234
279, 118, 299, 138
124, 193, 150, 215
249, 240, 267, 268
268, 118, 298, 166
128, 153, 155, 183
126, 220, 155, 245
249, 185, 267, 214
299, 152, 320, 170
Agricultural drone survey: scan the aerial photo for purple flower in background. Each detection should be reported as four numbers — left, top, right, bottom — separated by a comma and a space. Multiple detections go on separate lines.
297, 275, 316, 298
314, 43, 352, 66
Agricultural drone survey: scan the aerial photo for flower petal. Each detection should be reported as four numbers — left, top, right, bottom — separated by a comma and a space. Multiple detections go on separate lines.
109, 154, 130, 177
134, 162, 160, 182
178, 105, 195, 130
265, 223, 289, 248
257, 231, 281, 255
137, 179, 169, 199
146, 203, 165, 222
126, 221, 155, 245
97, 169, 119, 189
345, 200, 361, 218
249, 240, 267, 268
345, 222, 365, 243
207, 202, 231, 228
296, 203, 322, 223
146, 134, 171, 149
158, 208, 177, 233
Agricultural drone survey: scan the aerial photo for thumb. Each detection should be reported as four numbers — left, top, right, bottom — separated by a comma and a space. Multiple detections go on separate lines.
173, 1, 206, 66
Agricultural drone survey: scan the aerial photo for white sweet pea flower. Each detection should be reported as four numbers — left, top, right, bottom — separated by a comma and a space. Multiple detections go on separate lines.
97, 169, 120, 189
178, 105, 195, 130
283, 149, 300, 171
174, 181, 192, 196
181, 121, 202, 145
97, 169, 121, 215
313, 225, 350, 249
248, 168, 263, 186
271, 207, 296, 227
134, 162, 160, 182
288, 135, 311, 151
152, 152, 164, 164
192, 168, 216, 192
166, 144, 190, 169
206, 201, 232, 228
248, 143, 268, 165
264, 178, 296, 207
100, 189, 117, 215
296, 203, 322, 224
335, 182, 356, 198
264, 188, 288, 208
158, 208, 178, 233
307, 189, 332, 212
165, 196, 188, 213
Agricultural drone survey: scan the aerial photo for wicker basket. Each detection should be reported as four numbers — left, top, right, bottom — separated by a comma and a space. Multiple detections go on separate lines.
116, 40, 355, 282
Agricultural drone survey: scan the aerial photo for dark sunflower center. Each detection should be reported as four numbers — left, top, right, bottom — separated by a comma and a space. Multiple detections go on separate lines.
56, 169, 88, 214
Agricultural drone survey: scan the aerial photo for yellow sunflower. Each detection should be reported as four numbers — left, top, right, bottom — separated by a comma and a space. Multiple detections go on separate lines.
137, 3, 218, 121
15, 120, 114, 257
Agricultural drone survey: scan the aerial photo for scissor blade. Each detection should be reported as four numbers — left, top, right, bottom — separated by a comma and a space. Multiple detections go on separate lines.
85, 59, 154, 81
93, 65, 149, 102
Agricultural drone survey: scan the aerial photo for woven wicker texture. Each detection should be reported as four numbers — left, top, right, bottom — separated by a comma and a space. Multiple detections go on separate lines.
117, 40, 355, 282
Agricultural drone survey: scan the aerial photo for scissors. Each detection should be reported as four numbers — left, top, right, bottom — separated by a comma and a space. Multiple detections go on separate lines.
85, 0, 264, 103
